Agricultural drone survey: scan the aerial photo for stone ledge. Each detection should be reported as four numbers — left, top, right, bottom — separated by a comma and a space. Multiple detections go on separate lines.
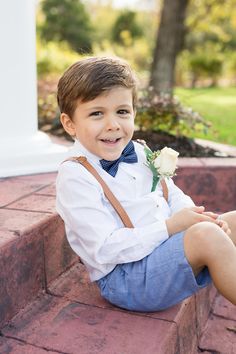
175, 158, 236, 212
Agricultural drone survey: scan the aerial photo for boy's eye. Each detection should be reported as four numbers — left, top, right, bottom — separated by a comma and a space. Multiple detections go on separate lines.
89, 111, 102, 117
117, 109, 129, 115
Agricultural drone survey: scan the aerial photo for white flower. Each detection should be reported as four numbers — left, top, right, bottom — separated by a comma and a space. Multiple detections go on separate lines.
154, 147, 179, 175
144, 144, 179, 191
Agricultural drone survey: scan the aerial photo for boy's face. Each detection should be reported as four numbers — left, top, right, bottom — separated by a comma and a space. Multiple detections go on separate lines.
61, 87, 135, 161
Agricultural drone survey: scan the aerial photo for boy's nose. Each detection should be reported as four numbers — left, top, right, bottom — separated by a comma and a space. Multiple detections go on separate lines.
105, 116, 120, 130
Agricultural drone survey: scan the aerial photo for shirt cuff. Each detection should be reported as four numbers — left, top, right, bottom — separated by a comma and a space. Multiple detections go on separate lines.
135, 220, 169, 249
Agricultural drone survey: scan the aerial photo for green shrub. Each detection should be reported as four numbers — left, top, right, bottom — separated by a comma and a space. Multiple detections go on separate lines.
111, 11, 143, 46
135, 87, 211, 137
37, 40, 80, 77
39, 0, 93, 53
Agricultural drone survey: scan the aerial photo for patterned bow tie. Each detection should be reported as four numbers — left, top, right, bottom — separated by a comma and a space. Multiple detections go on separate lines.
100, 141, 138, 177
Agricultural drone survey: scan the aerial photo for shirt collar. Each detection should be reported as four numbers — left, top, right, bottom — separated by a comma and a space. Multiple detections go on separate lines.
69, 139, 101, 166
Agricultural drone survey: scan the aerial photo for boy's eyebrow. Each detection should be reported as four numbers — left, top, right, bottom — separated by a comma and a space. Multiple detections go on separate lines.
85, 103, 133, 111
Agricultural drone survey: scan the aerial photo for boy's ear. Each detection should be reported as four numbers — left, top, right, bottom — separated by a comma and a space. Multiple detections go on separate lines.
60, 113, 76, 137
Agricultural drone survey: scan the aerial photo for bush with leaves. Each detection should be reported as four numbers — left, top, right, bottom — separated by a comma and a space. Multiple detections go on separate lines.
39, 0, 93, 53
135, 87, 211, 137
37, 39, 81, 77
111, 11, 143, 46
189, 53, 223, 87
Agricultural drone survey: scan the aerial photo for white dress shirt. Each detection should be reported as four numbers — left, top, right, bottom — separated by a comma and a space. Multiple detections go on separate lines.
56, 140, 194, 281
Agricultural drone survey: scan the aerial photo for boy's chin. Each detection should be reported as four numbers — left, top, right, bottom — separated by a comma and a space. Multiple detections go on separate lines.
101, 153, 122, 161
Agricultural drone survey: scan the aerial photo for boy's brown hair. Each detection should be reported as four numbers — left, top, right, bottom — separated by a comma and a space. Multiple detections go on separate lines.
57, 56, 138, 118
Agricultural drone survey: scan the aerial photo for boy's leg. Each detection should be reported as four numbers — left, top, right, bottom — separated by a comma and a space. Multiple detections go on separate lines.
183, 221, 236, 305
219, 210, 236, 245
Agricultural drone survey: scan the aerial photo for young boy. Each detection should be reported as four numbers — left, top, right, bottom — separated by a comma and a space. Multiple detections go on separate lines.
56, 56, 236, 312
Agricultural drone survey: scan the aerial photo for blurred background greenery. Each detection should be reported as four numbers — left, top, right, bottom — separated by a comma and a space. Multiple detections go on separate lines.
36, 0, 236, 148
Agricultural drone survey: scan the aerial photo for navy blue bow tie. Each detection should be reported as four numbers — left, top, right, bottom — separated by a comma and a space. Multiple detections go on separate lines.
100, 141, 138, 177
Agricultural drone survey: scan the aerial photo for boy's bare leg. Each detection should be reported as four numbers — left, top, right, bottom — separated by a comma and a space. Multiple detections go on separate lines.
183, 220, 236, 305
219, 210, 236, 245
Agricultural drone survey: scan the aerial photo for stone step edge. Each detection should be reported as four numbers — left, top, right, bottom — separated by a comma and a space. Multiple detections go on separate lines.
0, 213, 79, 328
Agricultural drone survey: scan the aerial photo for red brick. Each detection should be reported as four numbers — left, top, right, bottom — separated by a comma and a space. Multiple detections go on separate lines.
2, 294, 178, 354
35, 184, 56, 196
0, 337, 54, 353
7, 194, 56, 214
0, 228, 45, 327
0, 229, 18, 247
173, 296, 197, 353
200, 158, 236, 167
49, 262, 111, 308
175, 166, 236, 212
178, 158, 204, 167
13, 173, 57, 183
0, 209, 51, 236
0, 179, 44, 207
42, 214, 79, 285
213, 294, 236, 321
199, 314, 236, 353
195, 285, 217, 338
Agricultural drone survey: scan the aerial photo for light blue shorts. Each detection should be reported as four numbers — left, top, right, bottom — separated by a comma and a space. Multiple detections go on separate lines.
96, 232, 212, 312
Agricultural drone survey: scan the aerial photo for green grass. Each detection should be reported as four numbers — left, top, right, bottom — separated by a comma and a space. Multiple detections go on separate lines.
174, 87, 236, 146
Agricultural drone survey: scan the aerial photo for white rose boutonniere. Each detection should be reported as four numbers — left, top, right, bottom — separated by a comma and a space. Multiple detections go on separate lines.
144, 145, 179, 192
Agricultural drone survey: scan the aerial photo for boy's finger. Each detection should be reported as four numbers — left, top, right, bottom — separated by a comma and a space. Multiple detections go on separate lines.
203, 211, 219, 219
192, 205, 205, 213
200, 214, 219, 223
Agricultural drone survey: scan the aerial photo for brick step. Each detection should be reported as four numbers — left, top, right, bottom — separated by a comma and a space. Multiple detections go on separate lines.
198, 294, 236, 354
0, 173, 79, 329
0, 263, 217, 354
0, 159, 236, 353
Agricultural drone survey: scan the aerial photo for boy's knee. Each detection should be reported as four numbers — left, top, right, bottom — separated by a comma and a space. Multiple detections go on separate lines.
187, 221, 220, 241
185, 221, 231, 260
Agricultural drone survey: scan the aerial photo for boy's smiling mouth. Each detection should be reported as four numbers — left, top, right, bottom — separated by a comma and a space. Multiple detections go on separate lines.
100, 138, 121, 144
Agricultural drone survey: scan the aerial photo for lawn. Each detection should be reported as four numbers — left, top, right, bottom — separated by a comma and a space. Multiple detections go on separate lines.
175, 87, 236, 146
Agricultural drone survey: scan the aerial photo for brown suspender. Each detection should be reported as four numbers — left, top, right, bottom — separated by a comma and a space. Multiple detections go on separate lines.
65, 156, 134, 228
160, 179, 168, 203
63, 156, 168, 228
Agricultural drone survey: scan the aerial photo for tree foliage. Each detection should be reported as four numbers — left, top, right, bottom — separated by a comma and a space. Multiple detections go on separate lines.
40, 0, 93, 53
178, 0, 236, 86
111, 11, 143, 46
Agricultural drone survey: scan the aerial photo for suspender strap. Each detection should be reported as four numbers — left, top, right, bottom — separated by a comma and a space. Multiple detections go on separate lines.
160, 179, 168, 203
65, 156, 134, 228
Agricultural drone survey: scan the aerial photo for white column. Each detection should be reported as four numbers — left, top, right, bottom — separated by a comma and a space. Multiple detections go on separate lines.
0, 0, 69, 178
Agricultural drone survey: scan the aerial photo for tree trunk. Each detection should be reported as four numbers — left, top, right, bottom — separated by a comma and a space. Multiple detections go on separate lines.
149, 0, 189, 95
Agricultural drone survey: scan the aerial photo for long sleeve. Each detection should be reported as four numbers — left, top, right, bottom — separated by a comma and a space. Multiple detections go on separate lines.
167, 178, 195, 214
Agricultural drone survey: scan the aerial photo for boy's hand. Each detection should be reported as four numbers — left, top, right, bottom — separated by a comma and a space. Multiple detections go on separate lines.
203, 211, 231, 235
166, 206, 225, 236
